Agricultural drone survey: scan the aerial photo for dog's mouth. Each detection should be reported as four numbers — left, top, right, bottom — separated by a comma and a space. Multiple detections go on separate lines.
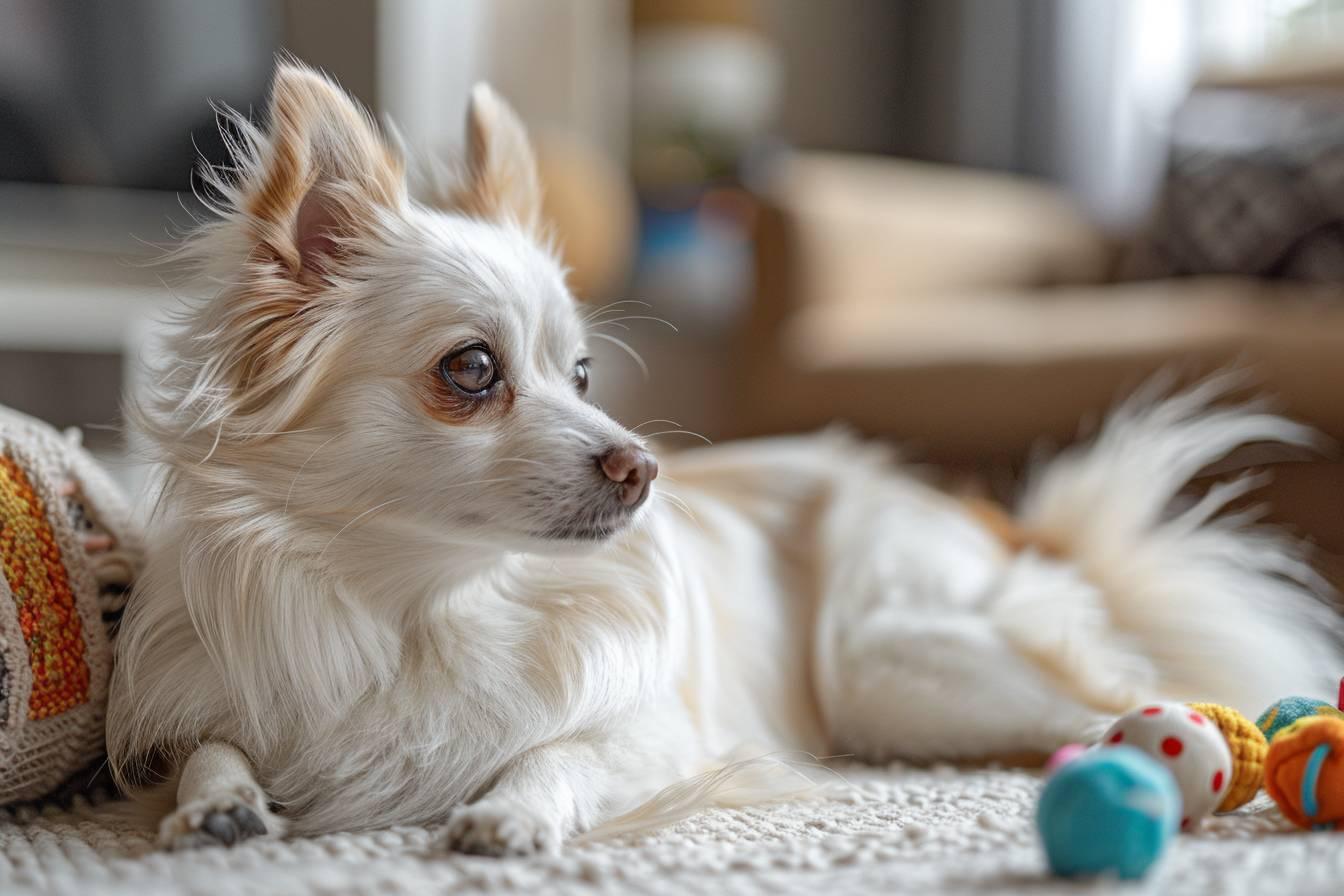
546, 524, 616, 542
530, 505, 643, 543
521, 474, 655, 545
532, 514, 625, 542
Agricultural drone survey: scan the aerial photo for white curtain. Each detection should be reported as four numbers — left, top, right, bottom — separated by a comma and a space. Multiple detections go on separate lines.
1044, 0, 1200, 228
377, 0, 628, 161
1032, 0, 1341, 227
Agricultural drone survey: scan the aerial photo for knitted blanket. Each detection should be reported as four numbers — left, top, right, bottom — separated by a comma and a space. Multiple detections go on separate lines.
3, 762, 1340, 895
0, 405, 141, 807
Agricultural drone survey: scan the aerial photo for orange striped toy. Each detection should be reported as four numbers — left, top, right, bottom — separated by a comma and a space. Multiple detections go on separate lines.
1264, 715, 1344, 830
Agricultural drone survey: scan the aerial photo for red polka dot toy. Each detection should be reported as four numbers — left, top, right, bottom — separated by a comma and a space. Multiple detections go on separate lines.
1099, 702, 1233, 830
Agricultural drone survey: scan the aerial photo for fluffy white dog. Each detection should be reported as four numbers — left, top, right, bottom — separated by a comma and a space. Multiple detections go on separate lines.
107, 63, 1343, 855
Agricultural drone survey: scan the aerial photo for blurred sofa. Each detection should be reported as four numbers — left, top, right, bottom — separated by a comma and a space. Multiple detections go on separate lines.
736, 150, 1344, 579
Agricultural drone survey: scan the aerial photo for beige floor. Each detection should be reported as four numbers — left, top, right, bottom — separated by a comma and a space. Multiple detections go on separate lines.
2, 761, 1337, 896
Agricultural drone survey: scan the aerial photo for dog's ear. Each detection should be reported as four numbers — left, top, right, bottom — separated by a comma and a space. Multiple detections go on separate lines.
247, 63, 404, 280
450, 84, 544, 235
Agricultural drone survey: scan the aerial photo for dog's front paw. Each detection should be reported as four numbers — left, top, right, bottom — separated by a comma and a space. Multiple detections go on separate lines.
159, 786, 283, 850
443, 801, 562, 857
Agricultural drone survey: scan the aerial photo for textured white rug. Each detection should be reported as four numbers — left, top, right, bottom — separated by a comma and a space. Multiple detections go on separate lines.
2, 762, 1339, 895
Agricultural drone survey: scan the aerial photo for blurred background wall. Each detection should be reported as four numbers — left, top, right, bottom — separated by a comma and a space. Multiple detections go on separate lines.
3, 0, 1344, 576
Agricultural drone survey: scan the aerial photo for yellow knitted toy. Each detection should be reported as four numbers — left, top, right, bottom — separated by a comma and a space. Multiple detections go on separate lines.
1188, 702, 1268, 811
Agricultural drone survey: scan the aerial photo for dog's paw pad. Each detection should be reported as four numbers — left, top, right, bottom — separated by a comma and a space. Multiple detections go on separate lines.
443, 802, 561, 857
201, 805, 268, 844
159, 789, 277, 850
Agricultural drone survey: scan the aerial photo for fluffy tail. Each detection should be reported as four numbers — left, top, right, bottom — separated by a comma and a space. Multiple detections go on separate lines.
1003, 373, 1343, 718
577, 751, 834, 842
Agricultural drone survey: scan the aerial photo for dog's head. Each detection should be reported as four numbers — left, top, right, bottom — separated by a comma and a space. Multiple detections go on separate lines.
161, 64, 656, 554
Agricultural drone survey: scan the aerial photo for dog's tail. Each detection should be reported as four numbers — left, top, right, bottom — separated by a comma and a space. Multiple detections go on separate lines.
1000, 373, 1343, 719
577, 750, 835, 843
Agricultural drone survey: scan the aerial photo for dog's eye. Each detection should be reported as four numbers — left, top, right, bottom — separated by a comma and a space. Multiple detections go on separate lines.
574, 358, 591, 396
440, 347, 498, 394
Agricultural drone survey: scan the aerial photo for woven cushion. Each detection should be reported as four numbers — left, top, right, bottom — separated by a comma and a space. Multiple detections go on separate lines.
0, 404, 140, 806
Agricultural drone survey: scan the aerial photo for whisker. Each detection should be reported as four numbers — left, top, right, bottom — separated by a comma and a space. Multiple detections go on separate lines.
658, 490, 694, 513
642, 429, 714, 446
494, 457, 548, 469
656, 492, 700, 527
631, 419, 681, 433
582, 300, 628, 322
199, 422, 224, 465
196, 424, 333, 466
591, 332, 649, 379
592, 315, 678, 332
582, 299, 651, 325
237, 426, 332, 438
317, 496, 408, 559
284, 432, 343, 514
438, 477, 513, 490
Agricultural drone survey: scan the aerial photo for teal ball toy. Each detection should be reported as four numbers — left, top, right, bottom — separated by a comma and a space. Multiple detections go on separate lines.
1037, 745, 1180, 880
1256, 696, 1342, 742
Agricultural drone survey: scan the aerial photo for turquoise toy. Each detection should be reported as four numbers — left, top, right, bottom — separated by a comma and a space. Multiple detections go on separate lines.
1257, 697, 1344, 743
1037, 745, 1181, 880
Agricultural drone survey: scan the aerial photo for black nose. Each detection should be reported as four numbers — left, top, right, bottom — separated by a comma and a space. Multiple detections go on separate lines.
597, 446, 659, 508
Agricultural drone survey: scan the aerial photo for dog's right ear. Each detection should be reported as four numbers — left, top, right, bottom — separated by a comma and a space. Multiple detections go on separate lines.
206, 64, 406, 423
245, 63, 405, 281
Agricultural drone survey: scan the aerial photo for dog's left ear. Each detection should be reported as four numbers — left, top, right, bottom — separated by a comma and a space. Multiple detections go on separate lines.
448, 84, 544, 236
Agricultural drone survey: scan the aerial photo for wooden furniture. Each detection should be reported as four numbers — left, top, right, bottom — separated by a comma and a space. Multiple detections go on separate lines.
737, 151, 1344, 582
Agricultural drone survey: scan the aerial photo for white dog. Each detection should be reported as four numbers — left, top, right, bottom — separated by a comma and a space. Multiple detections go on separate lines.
107, 63, 1343, 855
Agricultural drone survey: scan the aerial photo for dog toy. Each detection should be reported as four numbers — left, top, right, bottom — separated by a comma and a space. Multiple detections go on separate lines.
1187, 702, 1267, 811
1044, 743, 1087, 776
1100, 702, 1232, 829
1257, 696, 1344, 743
1264, 715, 1344, 830
1037, 745, 1180, 879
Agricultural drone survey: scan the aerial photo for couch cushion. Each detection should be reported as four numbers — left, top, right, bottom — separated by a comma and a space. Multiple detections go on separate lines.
769, 153, 1114, 308
742, 278, 1344, 460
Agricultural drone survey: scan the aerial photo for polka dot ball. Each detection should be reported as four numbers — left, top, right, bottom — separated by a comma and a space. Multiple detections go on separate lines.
1099, 701, 1234, 830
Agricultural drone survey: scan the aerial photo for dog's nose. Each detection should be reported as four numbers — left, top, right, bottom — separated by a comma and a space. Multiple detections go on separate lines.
598, 446, 658, 508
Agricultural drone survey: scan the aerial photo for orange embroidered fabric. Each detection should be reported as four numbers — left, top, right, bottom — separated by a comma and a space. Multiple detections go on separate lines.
0, 453, 89, 719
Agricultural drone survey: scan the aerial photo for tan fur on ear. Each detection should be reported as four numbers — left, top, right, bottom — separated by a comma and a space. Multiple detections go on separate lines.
199, 62, 405, 424
449, 83, 545, 235
248, 63, 405, 277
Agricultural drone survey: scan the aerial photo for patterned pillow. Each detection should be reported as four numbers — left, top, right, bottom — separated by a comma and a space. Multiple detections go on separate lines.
0, 404, 141, 807
1124, 88, 1344, 282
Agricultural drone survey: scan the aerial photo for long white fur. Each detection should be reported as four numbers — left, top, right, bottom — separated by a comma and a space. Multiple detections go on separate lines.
1010, 373, 1342, 713
107, 62, 1344, 852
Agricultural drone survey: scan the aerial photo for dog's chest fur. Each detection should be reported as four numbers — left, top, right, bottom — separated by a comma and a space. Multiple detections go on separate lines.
214, 536, 683, 834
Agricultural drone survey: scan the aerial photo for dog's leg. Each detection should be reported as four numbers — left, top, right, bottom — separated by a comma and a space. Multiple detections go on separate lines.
443, 740, 612, 857
819, 587, 1112, 761
815, 491, 1115, 762
159, 742, 286, 849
